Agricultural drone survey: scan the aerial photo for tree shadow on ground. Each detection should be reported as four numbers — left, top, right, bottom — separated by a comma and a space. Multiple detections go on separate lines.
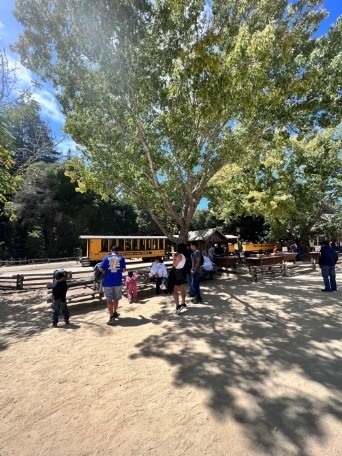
130, 272, 342, 456
0, 291, 108, 346
0, 285, 159, 348
111, 315, 152, 327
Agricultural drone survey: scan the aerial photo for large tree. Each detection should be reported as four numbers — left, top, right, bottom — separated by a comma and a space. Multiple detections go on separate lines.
207, 126, 342, 243
8, 162, 141, 258
0, 47, 23, 202
4, 100, 60, 171
13, 0, 341, 241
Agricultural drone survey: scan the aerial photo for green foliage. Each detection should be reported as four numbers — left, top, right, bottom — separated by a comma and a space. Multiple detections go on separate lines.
7, 162, 141, 258
190, 210, 222, 231
0, 124, 16, 203
0, 48, 20, 202
13, 1, 342, 240
208, 126, 342, 242
4, 100, 59, 171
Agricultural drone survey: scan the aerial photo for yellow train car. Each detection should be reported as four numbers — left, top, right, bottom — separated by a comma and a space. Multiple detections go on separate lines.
79, 235, 169, 264
237, 243, 281, 254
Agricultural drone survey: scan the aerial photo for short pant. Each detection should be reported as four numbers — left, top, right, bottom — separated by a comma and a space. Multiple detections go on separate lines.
103, 286, 122, 301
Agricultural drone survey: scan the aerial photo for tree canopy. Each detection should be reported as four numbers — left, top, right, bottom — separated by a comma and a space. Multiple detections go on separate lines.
0, 47, 21, 202
13, 0, 342, 241
207, 125, 342, 243
4, 100, 60, 171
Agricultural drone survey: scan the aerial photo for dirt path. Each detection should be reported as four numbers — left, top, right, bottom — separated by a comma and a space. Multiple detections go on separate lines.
0, 268, 341, 456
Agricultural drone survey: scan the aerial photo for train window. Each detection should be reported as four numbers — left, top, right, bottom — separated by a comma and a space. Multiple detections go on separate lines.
101, 239, 109, 251
117, 240, 124, 251
125, 239, 132, 250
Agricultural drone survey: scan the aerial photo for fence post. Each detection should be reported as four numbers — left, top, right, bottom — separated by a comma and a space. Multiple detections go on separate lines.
283, 263, 288, 277
16, 274, 24, 290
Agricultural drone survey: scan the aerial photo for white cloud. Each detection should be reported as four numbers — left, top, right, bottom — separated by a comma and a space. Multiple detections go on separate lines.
0, 21, 5, 30
7, 55, 65, 124
32, 89, 65, 124
7, 55, 36, 86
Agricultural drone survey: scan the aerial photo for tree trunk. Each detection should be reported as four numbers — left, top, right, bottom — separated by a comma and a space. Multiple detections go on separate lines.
299, 238, 311, 261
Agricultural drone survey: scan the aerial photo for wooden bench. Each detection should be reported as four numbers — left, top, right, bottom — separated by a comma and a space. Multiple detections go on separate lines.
279, 252, 297, 263
213, 256, 239, 270
245, 256, 285, 282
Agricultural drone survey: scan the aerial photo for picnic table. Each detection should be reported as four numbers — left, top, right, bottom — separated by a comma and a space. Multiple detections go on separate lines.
214, 256, 239, 269
244, 255, 284, 268
244, 255, 285, 282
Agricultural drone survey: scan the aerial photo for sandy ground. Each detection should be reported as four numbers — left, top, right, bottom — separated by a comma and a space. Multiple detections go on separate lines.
0, 265, 341, 456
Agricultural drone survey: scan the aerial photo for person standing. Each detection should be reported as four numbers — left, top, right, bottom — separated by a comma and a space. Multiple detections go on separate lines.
290, 242, 298, 253
190, 241, 203, 304
99, 245, 126, 325
172, 243, 188, 314
319, 240, 338, 292
52, 271, 69, 327
125, 271, 138, 303
150, 257, 168, 295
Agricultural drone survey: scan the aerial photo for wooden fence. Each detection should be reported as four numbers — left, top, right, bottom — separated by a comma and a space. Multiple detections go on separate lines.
0, 266, 157, 305
0, 256, 80, 267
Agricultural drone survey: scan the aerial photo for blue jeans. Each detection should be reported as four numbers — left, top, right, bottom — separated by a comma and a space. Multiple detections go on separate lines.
187, 273, 194, 296
52, 299, 70, 324
321, 265, 337, 291
191, 271, 202, 301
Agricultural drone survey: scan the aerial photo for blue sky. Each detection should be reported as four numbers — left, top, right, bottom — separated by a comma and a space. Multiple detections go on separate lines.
0, 0, 341, 158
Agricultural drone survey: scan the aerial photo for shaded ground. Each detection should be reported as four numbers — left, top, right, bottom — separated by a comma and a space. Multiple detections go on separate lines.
0, 266, 341, 456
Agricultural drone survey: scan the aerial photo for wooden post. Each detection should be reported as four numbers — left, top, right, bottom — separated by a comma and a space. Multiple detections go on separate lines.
16, 274, 24, 290
283, 263, 288, 277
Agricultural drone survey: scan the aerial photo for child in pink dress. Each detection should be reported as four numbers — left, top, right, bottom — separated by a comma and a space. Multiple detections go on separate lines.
125, 271, 138, 303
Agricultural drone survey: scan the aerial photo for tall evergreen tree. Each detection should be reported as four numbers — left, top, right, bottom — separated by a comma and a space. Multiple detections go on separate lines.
4, 100, 59, 171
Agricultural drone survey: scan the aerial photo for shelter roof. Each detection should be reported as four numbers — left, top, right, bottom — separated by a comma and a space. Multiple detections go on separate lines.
187, 228, 227, 242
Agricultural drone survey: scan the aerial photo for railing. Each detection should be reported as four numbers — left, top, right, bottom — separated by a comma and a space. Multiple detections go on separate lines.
0, 257, 80, 267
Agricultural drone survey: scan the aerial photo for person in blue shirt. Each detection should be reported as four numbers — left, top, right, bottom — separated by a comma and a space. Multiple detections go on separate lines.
319, 240, 338, 292
99, 245, 126, 325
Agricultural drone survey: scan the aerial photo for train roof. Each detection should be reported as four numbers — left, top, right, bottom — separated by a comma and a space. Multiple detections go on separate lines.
79, 235, 168, 240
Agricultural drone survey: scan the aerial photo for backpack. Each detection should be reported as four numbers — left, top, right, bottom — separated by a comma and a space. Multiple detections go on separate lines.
200, 253, 204, 266
94, 263, 105, 283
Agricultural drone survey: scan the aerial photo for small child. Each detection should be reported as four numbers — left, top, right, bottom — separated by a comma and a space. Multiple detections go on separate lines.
125, 271, 138, 303
52, 271, 69, 327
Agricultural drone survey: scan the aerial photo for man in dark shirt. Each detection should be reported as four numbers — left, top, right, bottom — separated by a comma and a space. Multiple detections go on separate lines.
319, 240, 338, 292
